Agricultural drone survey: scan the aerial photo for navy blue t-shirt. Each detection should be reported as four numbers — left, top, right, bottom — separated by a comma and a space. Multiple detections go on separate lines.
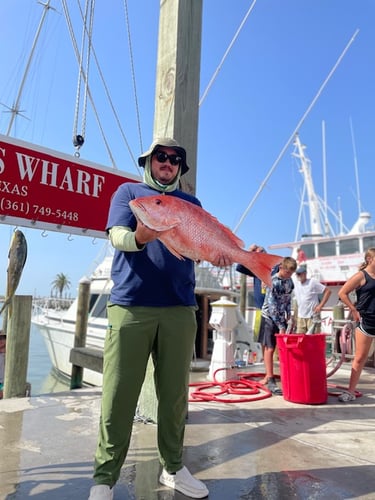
106, 182, 201, 307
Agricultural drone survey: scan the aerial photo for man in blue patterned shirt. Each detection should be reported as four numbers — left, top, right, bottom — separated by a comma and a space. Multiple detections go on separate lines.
258, 256, 297, 394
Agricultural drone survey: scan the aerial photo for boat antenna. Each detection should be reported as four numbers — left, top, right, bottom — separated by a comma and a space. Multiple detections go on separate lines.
322, 120, 330, 235
349, 116, 361, 215
233, 28, 360, 234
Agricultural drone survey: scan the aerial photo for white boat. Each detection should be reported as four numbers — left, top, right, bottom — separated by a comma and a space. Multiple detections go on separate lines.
32, 252, 113, 386
269, 134, 375, 332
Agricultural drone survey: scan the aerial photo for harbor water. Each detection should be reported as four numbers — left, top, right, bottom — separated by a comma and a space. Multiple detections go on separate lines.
27, 323, 71, 395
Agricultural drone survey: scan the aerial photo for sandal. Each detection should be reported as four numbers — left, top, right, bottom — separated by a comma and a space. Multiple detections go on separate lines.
267, 377, 283, 396
338, 391, 356, 403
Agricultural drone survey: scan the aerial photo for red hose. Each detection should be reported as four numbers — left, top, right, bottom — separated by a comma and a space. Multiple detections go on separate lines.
189, 368, 273, 403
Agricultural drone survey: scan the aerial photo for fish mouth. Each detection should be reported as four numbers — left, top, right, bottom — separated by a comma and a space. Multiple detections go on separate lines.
129, 199, 146, 215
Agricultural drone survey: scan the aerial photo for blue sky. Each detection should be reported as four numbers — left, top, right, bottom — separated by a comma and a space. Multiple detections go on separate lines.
0, 0, 374, 297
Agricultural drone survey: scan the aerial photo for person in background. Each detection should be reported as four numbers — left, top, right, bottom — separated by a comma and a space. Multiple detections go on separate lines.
296, 247, 307, 264
258, 256, 297, 395
88, 138, 231, 499
337, 247, 375, 402
293, 264, 332, 334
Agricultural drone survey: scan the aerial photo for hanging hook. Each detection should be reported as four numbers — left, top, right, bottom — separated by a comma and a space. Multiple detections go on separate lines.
73, 134, 84, 157
67, 234, 74, 241
41, 230, 48, 237
92, 237, 97, 245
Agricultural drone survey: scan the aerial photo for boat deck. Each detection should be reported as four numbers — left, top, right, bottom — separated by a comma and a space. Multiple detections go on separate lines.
0, 362, 374, 499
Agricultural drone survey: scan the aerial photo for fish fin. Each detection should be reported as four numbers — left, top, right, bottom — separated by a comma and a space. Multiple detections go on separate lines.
239, 253, 282, 287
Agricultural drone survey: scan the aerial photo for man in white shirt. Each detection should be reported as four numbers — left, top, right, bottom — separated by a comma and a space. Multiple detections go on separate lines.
293, 265, 331, 333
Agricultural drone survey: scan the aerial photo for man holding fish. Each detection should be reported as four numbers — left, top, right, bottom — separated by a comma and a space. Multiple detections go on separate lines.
89, 138, 281, 499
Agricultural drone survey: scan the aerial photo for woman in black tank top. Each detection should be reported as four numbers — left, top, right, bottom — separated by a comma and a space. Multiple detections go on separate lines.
338, 247, 375, 402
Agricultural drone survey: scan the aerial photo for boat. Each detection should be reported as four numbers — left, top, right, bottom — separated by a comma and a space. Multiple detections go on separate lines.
32, 250, 113, 386
269, 133, 375, 333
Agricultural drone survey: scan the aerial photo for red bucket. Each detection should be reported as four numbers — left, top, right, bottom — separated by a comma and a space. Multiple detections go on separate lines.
276, 334, 327, 404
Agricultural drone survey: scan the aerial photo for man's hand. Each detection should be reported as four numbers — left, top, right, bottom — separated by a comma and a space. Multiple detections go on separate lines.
134, 220, 160, 247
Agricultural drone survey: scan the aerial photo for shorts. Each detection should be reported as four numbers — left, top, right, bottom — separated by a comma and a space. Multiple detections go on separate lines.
296, 317, 321, 334
258, 315, 279, 348
358, 317, 375, 337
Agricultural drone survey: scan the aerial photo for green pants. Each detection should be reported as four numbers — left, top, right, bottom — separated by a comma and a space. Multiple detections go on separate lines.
93, 304, 197, 487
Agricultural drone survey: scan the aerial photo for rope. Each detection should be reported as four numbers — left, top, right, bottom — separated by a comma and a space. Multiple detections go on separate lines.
71, 0, 92, 150
62, 0, 117, 166
80, 0, 96, 144
123, 0, 144, 154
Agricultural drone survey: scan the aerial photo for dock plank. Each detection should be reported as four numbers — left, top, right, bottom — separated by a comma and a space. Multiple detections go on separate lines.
69, 347, 103, 373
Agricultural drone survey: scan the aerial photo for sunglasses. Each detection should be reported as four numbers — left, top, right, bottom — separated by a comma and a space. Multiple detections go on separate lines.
154, 150, 182, 166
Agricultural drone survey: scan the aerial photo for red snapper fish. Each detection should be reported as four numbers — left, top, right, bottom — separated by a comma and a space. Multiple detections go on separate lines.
129, 195, 282, 287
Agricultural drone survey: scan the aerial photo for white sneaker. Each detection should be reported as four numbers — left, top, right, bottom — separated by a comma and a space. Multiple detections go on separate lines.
88, 484, 114, 500
159, 465, 209, 498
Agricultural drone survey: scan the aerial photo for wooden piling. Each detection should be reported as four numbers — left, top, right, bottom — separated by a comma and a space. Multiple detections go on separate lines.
70, 278, 91, 389
3, 295, 32, 398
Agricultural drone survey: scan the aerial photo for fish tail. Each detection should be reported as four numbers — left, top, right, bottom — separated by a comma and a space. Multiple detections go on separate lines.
239, 253, 282, 287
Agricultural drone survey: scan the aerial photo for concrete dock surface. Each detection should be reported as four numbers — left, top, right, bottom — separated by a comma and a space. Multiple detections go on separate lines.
0, 363, 374, 499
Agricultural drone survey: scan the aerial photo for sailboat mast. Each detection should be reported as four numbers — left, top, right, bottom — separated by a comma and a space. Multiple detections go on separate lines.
293, 134, 323, 237
6, 0, 54, 136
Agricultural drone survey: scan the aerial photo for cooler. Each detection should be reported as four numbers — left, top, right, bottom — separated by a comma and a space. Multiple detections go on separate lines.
276, 334, 327, 404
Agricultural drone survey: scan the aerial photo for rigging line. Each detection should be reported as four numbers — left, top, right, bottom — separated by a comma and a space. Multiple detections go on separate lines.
123, 0, 144, 153
72, 0, 88, 138
74, 0, 140, 171
62, 0, 117, 167
233, 28, 360, 234
81, 0, 96, 139
199, 0, 257, 107
72, 0, 95, 142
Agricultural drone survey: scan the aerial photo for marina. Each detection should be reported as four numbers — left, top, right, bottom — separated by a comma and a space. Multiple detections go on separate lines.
0, 2, 374, 498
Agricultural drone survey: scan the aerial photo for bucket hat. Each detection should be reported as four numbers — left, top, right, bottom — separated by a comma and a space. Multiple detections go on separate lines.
138, 137, 189, 175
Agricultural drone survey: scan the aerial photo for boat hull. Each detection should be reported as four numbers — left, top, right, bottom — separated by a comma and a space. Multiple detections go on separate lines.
32, 313, 104, 386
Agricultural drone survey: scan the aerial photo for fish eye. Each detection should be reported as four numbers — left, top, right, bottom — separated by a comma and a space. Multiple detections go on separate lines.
155, 199, 162, 205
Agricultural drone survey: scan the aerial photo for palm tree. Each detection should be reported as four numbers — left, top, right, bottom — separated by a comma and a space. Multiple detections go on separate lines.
51, 273, 71, 299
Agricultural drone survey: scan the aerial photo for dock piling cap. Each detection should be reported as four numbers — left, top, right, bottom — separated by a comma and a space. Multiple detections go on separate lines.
211, 296, 237, 307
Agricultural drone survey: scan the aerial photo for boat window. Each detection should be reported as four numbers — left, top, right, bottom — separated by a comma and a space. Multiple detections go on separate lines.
89, 293, 109, 318
363, 236, 375, 250
300, 244, 315, 259
317, 241, 336, 257
89, 294, 99, 312
339, 238, 359, 255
